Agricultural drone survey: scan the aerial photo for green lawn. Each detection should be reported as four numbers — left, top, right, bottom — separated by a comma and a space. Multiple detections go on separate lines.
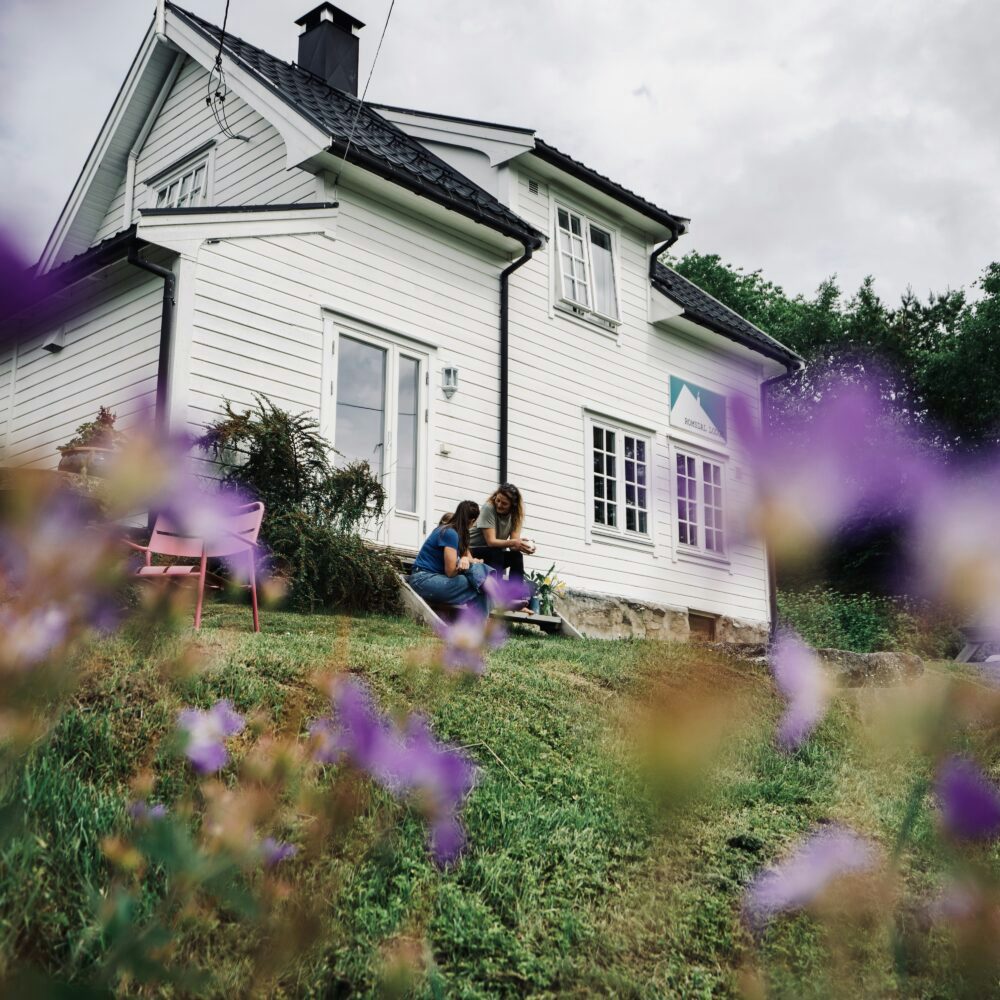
0, 607, 991, 997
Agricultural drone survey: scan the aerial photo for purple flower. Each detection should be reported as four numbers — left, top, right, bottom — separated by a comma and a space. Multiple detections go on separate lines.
1, 229, 58, 338
935, 756, 1000, 841
770, 630, 828, 751
128, 800, 167, 823
434, 604, 506, 675
0, 604, 69, 670
743, 826, 877, 932
483, 574, 531, 611
311, 678, 478, 866
177, 700, 245, 773
261, 837, 298, 868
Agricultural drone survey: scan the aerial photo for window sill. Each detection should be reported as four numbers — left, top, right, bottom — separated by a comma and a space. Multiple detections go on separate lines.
590, 526, 655, 550
554, 301, 620, 338
675, 547, 731, 570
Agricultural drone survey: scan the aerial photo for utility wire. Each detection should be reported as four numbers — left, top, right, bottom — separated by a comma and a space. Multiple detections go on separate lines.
334, 0, 397, 182
205, 0, 250, 142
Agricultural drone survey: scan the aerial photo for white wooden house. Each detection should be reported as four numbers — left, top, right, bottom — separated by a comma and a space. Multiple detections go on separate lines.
1, 2, 802, 640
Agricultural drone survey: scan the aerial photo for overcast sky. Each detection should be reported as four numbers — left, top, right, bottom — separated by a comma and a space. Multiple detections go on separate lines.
2, 0, 997, 302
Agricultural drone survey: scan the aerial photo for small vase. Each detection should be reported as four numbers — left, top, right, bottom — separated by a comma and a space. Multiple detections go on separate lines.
540, 597, 554, 617
528, 596, 541, 613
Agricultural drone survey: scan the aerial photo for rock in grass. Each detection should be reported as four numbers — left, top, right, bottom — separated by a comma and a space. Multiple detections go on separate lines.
817, 648, 924, 687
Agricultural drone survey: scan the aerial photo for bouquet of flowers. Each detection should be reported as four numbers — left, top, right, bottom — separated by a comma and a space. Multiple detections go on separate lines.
526, 563, 566, 616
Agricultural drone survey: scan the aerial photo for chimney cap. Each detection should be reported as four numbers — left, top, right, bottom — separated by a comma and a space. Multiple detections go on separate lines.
295, 3, 365, 34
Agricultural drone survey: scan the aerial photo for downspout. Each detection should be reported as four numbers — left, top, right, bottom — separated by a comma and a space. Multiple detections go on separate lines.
648, 217, 687, 279
760, 360, 806, 639
128, 243, 175, 435
498, 241, 538, 483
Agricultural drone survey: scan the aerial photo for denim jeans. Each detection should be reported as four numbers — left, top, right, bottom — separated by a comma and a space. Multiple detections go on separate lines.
409, 562, 489, 617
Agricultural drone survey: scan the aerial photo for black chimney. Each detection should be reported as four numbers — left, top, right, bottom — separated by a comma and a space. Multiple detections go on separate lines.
295, 3, 366, 96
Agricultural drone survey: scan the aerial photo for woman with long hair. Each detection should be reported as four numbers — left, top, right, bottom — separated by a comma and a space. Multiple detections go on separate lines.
409, 500, 489, 616
468, 483, 535, 586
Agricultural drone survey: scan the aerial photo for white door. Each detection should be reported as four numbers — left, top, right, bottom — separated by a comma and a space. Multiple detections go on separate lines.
321, 321, 428, 550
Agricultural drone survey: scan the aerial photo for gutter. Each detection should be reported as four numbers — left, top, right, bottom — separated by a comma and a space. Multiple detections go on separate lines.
498, 244, 536, 483
760, 359, 807, 640
127, 242, 175, 435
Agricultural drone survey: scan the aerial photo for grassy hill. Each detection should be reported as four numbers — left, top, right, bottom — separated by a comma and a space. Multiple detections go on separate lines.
0, 607, 987, 997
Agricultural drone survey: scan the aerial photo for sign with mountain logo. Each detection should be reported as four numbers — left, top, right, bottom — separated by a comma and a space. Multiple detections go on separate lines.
669, 376, 727, 443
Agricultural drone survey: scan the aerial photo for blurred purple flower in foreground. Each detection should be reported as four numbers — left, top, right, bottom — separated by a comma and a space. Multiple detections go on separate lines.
744, 826, 877, 932
935, 756, 1000, 841
177, 700, 245, 773
261, 837, 298, 868
128, 800, 168, 824
434, 604, 506, 675
770, 630, 828, 751
0, 228, 57, 341
483, 574, 531, 611
310, 678, 477, 866
732, 383, 932, 560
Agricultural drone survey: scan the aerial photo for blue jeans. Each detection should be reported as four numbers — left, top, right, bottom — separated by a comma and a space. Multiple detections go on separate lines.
409, 563, 489, 617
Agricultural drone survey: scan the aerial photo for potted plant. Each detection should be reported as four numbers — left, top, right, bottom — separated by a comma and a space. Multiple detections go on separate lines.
526, 564, 566, 617
57, 406, 127, 477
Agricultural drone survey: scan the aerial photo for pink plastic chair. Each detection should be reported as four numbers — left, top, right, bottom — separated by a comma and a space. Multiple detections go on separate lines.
126, 501, 265, 632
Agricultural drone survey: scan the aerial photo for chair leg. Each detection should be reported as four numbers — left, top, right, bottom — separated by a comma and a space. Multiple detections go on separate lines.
248, 549, 260, 633
194, 552, 208, 630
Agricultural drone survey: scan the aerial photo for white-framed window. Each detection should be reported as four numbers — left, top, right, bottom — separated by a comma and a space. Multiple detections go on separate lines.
589, 418, 651, 539
154, 159, 209, 209
675, 450, 725, 555
555, 205, 619, 323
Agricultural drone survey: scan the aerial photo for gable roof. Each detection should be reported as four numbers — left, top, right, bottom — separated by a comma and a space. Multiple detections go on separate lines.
167, 3, 543, 248
652, 262, 802, 367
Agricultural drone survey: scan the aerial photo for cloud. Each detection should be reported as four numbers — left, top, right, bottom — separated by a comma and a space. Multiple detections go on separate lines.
0, 0, 995, 300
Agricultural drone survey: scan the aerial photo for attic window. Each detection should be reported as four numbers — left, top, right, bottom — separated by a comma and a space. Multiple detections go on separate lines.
155, 160, 208, 210
555, 206, 619, 323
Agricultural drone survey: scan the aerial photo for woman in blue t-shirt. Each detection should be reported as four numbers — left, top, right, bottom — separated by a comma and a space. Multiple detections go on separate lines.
409, 500, 489, 617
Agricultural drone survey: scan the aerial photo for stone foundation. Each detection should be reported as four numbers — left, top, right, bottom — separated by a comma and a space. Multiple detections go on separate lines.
554, 588, 769, 644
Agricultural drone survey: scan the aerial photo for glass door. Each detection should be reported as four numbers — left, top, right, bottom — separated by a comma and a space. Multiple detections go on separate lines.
322, 323, 427, 550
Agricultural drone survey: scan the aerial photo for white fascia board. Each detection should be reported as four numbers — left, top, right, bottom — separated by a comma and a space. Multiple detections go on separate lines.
39, 23, 163, 272
517, 151, 673, 242
137, 205, 339, 257
661, 313, 787, 376
375, 108, 535, 167
650, 286, 685, 326
164, 10, 329, 169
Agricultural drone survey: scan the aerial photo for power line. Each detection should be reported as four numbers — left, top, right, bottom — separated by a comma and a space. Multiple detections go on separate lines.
205, 0, 250, 142
335, 0, 397, 182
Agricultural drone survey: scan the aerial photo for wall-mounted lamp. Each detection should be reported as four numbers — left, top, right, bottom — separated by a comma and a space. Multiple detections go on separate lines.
442, 365, 459, 399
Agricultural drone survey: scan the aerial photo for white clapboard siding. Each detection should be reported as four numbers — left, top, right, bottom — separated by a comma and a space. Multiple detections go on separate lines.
503, 166, 771, 622
179, 186, 508, 526
3, 262, 163, 468
91, 57, 316, 246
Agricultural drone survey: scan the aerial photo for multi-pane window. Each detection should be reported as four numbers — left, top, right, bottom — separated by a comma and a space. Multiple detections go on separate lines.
675, 451, 724, 554
155, 161, 208, 209
556, 207, 619, 321
592, 426, 617, 528
591, 423, 650, 536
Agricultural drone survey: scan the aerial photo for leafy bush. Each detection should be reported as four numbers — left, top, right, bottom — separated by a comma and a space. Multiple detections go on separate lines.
57, 405, 127, 455
198, 396, 400, 614
777, 586, 962, 656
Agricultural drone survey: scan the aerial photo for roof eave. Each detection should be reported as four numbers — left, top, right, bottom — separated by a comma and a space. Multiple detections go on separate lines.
328, 138, 543, 249
532, 140, 688, 236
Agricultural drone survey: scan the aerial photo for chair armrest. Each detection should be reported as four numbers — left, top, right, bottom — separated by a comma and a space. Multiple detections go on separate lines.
123, 539, 149, 553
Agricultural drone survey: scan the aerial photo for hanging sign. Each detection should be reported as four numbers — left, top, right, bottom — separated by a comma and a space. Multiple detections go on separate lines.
669, 376, 727, 443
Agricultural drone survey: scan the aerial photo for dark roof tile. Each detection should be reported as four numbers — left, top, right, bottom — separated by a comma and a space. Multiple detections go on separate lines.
167, 4, 542, 246
652, 262, 802, 366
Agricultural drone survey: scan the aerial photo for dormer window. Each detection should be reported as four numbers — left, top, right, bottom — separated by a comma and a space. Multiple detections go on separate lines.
555, 206, 619, 323
155, 160, 208, 209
